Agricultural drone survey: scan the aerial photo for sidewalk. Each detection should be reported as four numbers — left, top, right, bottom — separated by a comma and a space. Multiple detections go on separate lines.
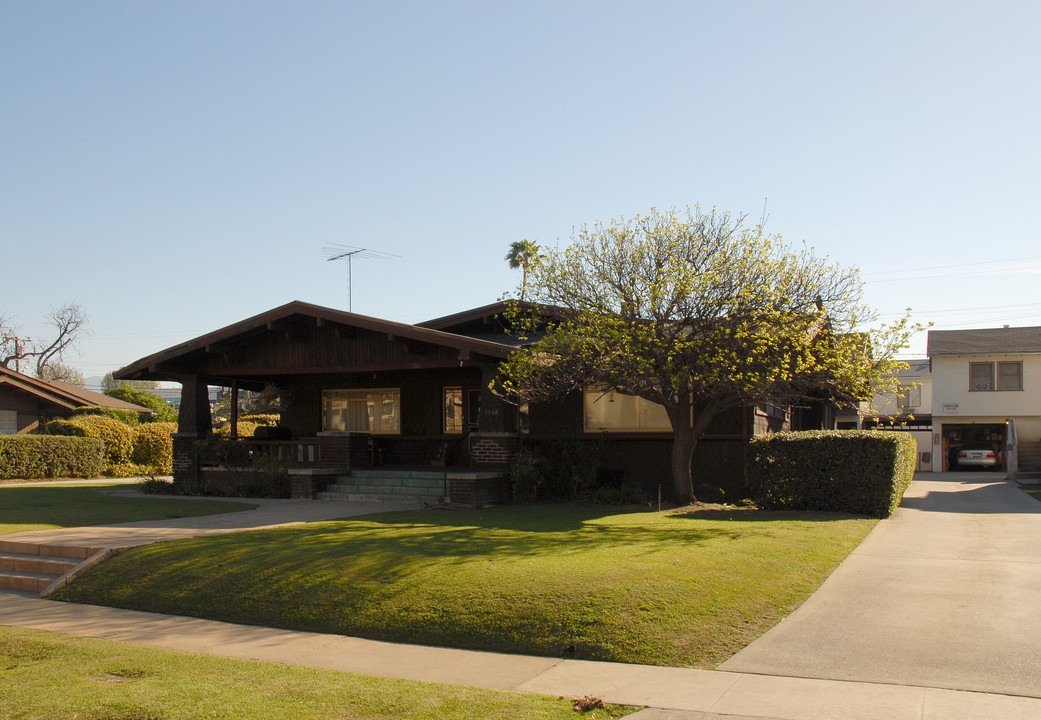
2, 475, 1041, 719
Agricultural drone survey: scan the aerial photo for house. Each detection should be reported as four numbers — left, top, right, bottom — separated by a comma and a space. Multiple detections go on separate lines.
0, 365, 152, 434
113, 300, 825, 502
927, 326, 1041, 474
836, 358, 933, 471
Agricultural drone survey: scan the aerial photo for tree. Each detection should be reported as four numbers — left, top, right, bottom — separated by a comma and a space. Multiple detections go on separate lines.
106, 383, 178, 423
38, 362, 85, 386
493, 206, 916, 504
1, 303, 88, 377
504, 239, 540, 301
101, 371, 157, 392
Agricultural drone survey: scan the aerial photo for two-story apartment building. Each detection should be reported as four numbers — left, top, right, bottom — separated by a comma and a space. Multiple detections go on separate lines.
927, 326, 1041, 473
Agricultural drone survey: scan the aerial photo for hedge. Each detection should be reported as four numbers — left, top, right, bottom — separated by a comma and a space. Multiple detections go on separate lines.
748, 430, 917, 518
132, 422, 176, 474
72, 405, 140, 426
0, 436, 105, 479
48, 415, 135, 466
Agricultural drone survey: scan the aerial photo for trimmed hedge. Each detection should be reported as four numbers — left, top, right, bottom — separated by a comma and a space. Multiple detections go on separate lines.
132, 422, 176, 474
748, 430, 917, 518
72, 405, 140, 426
0, 436, 105, 479
49, 415, 135, 466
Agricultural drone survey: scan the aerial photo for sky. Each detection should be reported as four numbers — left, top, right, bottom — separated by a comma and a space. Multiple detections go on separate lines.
2, 1, 1040, 389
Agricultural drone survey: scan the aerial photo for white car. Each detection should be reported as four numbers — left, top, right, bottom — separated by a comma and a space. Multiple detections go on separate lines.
957, 442, 1000, 469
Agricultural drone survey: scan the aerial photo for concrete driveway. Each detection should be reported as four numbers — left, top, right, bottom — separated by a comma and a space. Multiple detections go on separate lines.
719, 472, 1041, 698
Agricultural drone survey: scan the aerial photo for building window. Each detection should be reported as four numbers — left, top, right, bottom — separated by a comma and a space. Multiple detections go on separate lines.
998, 361, 1023, 391
583, 390, 671, 432
443, 387, 464, 434
969, 362, 1023, 392
322, 389, 400, 433
899, 384, 921, 410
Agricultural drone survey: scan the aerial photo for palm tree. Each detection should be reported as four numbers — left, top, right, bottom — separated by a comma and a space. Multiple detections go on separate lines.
505, 239, 540, 300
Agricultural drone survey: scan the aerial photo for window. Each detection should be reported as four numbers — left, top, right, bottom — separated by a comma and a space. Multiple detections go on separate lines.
322, 389, 400, 433
969, 362, 994, 391
998, 362, 1023, 391
443, 387, 464, 434
899, 384, 921, 410
969, 362, 1023, 392
0, 410, 16, 435
583, 390, 671, 432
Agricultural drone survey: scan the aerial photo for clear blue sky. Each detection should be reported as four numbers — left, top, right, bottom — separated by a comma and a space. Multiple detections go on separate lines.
3, 1, 1039, 388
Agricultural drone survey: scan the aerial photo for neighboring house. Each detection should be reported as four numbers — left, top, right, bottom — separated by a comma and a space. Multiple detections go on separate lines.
113, 300, 832, 501
836, 359, 933, 471
927, 326, 1041, 473
0, 365, 152, 434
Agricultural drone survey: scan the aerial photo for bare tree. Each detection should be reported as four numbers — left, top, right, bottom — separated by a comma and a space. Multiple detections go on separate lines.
1, 303, 89, 377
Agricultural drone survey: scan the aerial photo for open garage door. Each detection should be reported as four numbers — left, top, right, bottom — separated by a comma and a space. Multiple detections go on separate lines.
941, 423, 1007, 471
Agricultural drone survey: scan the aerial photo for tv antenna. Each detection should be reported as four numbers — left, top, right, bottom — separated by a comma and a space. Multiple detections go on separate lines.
324, 244, 400, 312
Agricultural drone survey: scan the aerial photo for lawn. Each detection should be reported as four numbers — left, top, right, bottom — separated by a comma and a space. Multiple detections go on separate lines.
0, 484, 256, 534
0, 625, 632, 720
55, 503, 877, 668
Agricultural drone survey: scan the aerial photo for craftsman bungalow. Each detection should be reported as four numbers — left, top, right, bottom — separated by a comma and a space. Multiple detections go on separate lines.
114, 301, 818, 502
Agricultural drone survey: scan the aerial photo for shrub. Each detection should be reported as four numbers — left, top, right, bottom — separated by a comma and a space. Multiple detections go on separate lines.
105, 383, 178, 423
72, 405, 139, 426
240, 414, 280, 427
132, 422, 176, 474
0, 436, 105, 479
45, 419, 86, 437
62, 415, 135, 466
138, 476, 176, 494
214, 421, 259, 439
748, 430, 917, 518
509, 449, 546, 503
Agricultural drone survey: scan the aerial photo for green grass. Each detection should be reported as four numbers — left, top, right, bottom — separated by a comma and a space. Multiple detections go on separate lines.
0, 625, 633, 720
56, 504, 876, 668
0, 484, 256, 534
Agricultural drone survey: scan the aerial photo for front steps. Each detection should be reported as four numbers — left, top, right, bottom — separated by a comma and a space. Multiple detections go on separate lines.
1016, 441, 1041, 482
0, 540, 105, 597
317, 468, 451, 503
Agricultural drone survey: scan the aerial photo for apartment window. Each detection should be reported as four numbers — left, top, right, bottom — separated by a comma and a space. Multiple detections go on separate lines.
998, 361, 1023, 391
443, 387, 464, 434
583, 390, 671, 432
969, 362, 1023, 392
322, 389, 400, 433
899, 384, 922, 410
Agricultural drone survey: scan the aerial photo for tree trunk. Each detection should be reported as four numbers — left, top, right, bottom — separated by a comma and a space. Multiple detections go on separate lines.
670, 427, 697, 504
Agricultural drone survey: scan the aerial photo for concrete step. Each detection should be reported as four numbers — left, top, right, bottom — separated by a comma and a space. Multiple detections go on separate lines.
316, 491, 442, 503
0, 571, 57, 594
0, 541, 104, 597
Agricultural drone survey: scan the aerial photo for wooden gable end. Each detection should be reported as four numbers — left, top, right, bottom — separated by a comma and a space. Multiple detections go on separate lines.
161, 315, 479, 378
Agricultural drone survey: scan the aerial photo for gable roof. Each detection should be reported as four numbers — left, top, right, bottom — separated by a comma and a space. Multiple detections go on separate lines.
115, 300, 519, 383
0, 365, 152, 413
927, 327, 1041, 357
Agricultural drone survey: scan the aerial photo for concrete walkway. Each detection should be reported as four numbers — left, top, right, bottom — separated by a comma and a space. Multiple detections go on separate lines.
1, 474, 1041, 719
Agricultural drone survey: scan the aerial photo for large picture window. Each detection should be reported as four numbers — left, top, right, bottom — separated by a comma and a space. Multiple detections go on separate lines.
969, 362, 1023, 392
583, 390, 671, 432
322, 389, 400, 433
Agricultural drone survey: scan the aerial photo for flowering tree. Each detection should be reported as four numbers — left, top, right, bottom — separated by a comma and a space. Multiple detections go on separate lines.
494, 206, 915, 503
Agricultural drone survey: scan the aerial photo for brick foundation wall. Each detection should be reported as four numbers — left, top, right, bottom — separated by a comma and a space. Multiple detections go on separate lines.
469, 433, 519, 466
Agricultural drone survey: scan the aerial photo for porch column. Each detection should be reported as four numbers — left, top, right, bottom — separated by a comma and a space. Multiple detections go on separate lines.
230, 380, 239, 439
177, 375, 212, 437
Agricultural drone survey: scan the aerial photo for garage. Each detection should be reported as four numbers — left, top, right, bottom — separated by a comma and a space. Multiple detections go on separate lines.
940, 423, 1007, 472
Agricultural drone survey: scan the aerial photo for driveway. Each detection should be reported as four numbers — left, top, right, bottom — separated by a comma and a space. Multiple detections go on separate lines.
719, 472, 1041, 698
